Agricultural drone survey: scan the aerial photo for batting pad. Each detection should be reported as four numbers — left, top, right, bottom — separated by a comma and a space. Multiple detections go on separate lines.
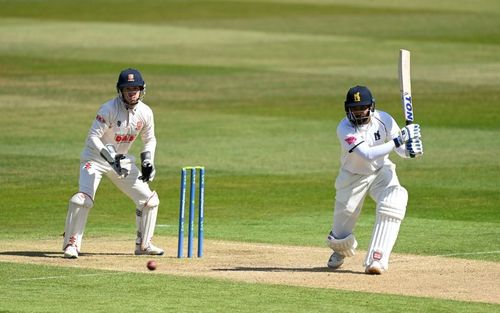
326, 233, 358, 257
377, 186, 408, 220
364, 214, 401, 270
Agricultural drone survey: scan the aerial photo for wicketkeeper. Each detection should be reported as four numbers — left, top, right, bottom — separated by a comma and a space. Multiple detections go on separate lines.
62, 68, 164, 259
326, 85, 423, 274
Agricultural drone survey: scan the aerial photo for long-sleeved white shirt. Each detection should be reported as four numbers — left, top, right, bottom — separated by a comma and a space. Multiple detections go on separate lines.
81, 97, 156, 163
337, 110, 407, 175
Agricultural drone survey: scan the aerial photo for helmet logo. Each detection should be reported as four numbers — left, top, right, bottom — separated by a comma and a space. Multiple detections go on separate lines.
127, 74, 135, 82
354, 92, 361, 102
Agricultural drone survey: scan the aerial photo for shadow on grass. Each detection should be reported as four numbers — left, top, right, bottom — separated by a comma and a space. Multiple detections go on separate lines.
0, 251, 131, 258
213, 267, 364, 274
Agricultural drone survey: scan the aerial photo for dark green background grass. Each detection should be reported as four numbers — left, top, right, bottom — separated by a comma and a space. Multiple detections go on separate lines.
0, 0, 499, 312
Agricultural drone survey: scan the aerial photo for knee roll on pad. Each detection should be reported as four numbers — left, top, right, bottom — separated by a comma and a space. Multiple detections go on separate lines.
377, 186, 407, 220
326, 233, 358, 257
142, 191, 160, 208
70, 192, 94, 209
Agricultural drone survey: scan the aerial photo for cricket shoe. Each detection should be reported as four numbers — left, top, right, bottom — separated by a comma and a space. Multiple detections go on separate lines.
135, 243, 164, 256
365, 260, 384, 275
63, 245, 78, 259
327, 252, 345, 269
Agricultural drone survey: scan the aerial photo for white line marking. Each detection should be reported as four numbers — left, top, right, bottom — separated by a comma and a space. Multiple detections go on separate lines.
11, 272, 126, 282
435, 251, 500, 257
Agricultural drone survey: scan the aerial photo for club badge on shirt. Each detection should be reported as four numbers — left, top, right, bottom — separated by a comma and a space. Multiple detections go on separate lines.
345, 136, 357, 145
96, 115, 106, 124
135, 121, 143, 131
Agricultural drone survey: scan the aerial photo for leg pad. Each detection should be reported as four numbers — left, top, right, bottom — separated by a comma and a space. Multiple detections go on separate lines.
62, 193, 93, 251
326, 233, 358, 257
136, 192, 160, 250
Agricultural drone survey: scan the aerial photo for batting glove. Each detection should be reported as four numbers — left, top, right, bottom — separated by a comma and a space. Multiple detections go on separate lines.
405, 138, 424, 158
394, 124, 421, 147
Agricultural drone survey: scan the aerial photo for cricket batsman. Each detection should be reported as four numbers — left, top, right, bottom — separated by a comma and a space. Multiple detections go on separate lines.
326, 85, 423, 274
62, 68, 164, 259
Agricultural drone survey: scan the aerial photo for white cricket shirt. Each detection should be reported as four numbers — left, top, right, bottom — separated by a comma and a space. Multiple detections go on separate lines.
337, 110, 401, 175
81, 97, 157, 163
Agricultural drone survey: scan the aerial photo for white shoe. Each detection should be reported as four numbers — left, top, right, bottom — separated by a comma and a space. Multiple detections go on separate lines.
63, 245, 78, 259
135, 243, 164, 256
327, 252, 345, 269
365, 260, 384, 275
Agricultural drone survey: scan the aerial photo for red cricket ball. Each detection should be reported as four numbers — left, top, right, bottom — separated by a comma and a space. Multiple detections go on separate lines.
147, 260, 157, 271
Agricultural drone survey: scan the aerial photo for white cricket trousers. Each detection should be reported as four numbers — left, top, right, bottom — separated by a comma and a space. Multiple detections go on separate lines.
78, 158, 153, 205
331, 162, 401, 239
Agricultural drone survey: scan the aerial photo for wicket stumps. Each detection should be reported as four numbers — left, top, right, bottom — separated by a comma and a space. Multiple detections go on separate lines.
177, 166, 205, 258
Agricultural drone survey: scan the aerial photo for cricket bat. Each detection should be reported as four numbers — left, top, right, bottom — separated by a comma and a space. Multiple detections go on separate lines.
398, 49, 414, 125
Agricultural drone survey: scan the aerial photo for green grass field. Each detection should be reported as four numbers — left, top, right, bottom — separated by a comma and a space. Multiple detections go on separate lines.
1, 0, 499, 312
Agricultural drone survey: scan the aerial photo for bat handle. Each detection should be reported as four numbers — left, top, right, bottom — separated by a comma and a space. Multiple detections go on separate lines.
405, 120, 413, 126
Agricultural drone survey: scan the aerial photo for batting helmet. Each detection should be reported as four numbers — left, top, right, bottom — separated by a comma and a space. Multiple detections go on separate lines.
344, 85, 375, 126
344, 85, 375, 109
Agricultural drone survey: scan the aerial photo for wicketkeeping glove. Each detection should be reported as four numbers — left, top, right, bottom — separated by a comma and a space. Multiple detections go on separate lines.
393, 123, 421, 148
100, 144, 129, 178
405, 138, 424, 158
139, 151, 155, 182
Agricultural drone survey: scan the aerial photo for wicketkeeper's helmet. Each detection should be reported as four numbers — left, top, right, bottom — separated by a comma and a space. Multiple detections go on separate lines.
116, 68, 146, 104
117, 68, 145, 90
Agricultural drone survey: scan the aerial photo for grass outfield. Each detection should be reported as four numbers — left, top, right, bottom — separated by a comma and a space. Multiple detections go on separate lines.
0, 0, 499, 312
1, 262, 496, 313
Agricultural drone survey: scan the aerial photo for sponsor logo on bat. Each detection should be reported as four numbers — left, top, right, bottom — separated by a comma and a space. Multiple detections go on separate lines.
404, 95, 413, 121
